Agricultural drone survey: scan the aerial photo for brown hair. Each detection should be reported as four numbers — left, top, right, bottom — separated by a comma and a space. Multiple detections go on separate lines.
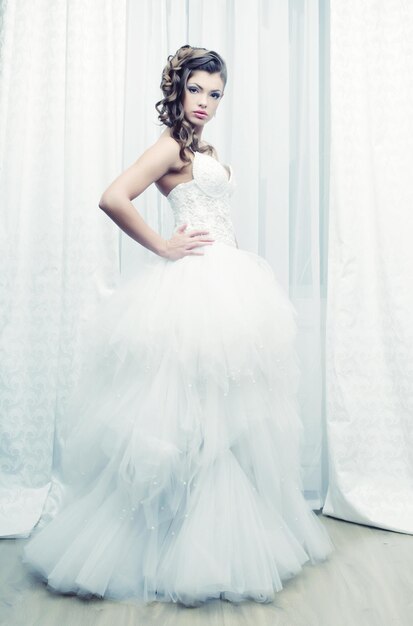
155, 45, 227, 163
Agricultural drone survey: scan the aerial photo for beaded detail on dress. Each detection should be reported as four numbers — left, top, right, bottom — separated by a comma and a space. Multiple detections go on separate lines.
166, 151, 237, 248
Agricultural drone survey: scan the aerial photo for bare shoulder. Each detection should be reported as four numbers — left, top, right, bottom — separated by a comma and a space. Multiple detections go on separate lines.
99, 132, 187, 206
146, 133, 182, 167
153, 130, 197, 171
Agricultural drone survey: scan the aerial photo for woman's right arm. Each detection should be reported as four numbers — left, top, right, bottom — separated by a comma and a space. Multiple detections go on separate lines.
98, 136, 214, 260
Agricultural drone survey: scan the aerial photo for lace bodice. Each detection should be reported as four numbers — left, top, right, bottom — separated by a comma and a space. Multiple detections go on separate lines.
166, 150, 237, 248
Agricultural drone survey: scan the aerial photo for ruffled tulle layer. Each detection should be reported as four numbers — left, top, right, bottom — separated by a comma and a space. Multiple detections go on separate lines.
22, 242, 334, 605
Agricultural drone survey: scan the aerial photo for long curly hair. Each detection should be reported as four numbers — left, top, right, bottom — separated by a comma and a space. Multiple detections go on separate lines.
155, 45, 227, 163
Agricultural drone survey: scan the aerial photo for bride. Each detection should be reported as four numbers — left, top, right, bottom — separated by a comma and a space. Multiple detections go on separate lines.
22, 44, 334, 606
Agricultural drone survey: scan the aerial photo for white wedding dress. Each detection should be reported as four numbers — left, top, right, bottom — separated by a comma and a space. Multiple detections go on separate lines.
22, 150, 334, 606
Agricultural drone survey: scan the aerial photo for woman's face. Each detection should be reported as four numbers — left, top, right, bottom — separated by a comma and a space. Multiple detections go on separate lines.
182, 70, 224, 127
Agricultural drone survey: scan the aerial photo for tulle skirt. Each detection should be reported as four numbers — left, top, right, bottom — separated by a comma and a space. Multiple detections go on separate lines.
22, 241, 334, 606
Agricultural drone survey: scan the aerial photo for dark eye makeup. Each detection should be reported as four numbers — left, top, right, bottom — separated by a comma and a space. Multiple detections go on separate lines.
187, 86, 221, 99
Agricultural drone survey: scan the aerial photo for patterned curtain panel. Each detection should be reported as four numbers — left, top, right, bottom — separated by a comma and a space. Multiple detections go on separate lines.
0, 0, 127, 537
323, 0, 413, 533
0, 0, 329, 536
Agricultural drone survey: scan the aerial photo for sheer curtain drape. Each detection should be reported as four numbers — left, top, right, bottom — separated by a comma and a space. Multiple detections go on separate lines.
0, 0, 127, 537
289, 0, 329, 508
122, 0, 328, 508
0, 0, 328, 538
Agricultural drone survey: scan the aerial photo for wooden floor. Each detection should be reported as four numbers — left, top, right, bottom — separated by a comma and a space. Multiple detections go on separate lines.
1, 512, 412, 626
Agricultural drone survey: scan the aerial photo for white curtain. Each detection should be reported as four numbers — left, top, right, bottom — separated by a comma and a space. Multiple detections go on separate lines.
0, 0, 328, 537
323, 0, 413, 533
289, 0, 329, 508
122, 0, 328, 508
0, 0, 127, 537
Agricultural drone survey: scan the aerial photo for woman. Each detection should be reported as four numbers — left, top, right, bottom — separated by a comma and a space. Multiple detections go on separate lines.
23, 45, 334, 606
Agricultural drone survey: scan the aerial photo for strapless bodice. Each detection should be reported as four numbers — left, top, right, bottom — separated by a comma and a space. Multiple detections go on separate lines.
166, 150, 237, 248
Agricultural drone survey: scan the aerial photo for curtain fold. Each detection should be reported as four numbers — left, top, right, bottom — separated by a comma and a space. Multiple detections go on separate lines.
0, 0, 328, 537
0, 0, 127, 537
323, 0, 413, 533
289, 0, 327, 508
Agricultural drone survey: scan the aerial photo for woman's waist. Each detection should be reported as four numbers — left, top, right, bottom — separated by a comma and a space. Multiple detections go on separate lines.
174, 217, 237, 248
